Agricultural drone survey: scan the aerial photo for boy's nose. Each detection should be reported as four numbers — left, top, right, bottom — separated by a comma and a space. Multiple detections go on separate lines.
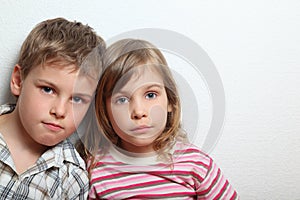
50, 99, 67, 118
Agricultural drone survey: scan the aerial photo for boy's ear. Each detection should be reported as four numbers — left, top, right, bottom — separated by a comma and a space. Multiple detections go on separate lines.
10, 64, 23, 96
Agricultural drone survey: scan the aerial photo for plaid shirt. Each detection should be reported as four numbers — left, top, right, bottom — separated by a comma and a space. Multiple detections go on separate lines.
0, 104, 89, 199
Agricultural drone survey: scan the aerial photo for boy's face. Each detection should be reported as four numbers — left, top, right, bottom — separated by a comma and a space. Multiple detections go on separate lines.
11, 64, 97, 147
106, 67, 172, 153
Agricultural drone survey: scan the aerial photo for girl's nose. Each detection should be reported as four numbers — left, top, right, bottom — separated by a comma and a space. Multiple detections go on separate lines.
130, 99, 147, 120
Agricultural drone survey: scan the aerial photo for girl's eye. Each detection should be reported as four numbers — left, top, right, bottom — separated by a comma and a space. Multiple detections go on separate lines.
116, 97, 129, 104
72, 96, 84, 104
146, 92, 157, 99
41, 87, 54, 94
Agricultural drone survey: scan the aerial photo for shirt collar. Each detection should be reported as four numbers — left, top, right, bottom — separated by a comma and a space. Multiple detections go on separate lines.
41, 139, 86, 170
0, 103, 15, 115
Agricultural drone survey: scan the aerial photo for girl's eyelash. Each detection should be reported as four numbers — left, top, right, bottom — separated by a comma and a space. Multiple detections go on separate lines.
146, 90, 159, 95
145, 91, 159, 99
115, 96, 129, 104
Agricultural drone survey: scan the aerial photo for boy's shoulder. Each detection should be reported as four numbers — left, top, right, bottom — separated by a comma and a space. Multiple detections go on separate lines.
0, 127, 88, 199
0, 103, 86, 170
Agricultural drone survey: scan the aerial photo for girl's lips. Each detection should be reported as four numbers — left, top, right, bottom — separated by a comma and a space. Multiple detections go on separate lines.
43, 122, 63, 132
131, 125, 152, 133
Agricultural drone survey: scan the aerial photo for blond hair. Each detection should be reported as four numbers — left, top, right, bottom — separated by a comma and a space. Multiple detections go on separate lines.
17, 17, 105, 80
88, 39, 187, 162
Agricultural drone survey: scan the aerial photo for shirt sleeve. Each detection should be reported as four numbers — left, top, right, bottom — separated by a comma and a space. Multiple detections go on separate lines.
62, 164, 89, 200
88, 184, 98, 200
196, 157, 238, 199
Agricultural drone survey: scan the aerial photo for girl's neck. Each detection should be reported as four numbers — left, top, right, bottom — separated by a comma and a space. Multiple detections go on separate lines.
110, 144, 159, 165
116, 144, 156, 158
119, 140, 154, 154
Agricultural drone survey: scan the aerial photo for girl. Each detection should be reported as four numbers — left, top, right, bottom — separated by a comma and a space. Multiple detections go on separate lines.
87, 39, 238, 199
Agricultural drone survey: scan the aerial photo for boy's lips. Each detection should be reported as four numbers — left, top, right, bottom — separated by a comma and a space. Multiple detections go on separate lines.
43, 122, 64, 132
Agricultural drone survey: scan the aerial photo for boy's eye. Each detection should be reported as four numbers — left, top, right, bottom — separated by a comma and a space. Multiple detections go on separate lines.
116, 97, 129, 104
42, 87, 54, 94
72, 96, 84, 104
145, 92, 157, 99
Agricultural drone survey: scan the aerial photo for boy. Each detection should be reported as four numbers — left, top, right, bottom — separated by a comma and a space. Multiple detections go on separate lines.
0, 17, 105, 199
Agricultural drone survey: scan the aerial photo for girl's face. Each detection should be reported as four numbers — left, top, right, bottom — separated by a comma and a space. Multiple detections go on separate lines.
106, 67, 172, 153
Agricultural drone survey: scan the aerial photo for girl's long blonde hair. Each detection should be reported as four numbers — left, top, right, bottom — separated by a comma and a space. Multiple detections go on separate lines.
84, 39, 188, 169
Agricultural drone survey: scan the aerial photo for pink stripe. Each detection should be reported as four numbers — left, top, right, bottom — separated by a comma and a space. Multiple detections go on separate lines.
133, 191, 195, 198
175, 154, 210, 163
197, 159, 221, 195
230, 191, 238, 200
92, 172, 132, 184
98, 179, 170, 197
207, 170, 227, 199
213, 180, 229, 200
111, 184, 196, 199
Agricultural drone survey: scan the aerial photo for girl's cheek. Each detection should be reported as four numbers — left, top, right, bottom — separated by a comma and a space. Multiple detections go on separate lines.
149, 104, 168, 125
112, 106, 132, 128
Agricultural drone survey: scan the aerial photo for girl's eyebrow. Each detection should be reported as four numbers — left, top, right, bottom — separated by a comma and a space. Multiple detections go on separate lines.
117, 83, 164, 94
144, 83, 163, 89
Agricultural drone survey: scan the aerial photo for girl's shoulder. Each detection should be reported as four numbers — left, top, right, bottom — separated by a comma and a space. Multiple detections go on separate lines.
173, 142, 208, 155
170, 142, 216, 184
173, 142, 212, 163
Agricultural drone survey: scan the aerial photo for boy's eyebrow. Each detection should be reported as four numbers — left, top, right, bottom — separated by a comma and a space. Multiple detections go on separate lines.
72, 92, 94, 99
36, 79, 57, 88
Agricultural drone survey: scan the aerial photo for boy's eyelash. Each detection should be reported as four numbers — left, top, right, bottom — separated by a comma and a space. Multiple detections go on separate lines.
72, 97, 83, 104
73, 96, 90, 104
41, 86, 55, 93
39, 85, 89, 104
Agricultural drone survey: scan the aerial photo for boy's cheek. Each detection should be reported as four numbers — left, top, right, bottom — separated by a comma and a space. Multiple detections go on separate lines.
71, 105, 91, 126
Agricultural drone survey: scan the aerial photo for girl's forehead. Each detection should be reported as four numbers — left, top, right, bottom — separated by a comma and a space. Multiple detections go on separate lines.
114, 66, 164, 93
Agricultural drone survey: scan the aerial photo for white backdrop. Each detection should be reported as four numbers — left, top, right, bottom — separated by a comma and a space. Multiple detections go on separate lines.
1, 1, 300, 199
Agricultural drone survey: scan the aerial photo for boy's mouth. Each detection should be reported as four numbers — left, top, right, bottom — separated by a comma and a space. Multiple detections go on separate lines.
43, 122, 64, 132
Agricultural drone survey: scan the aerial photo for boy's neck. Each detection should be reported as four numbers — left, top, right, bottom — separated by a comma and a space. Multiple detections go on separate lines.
0, 109, 48, 174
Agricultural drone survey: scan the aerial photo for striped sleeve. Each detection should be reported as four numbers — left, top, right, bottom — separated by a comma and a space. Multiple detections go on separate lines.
196, 157, 238, 200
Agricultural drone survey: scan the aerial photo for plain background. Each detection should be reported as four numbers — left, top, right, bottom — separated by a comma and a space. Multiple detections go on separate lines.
1, 1, 300, 199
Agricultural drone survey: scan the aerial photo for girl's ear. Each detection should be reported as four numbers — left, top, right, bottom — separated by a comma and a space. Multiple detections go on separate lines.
10, 64, 23, 96
167, 104, 173, 112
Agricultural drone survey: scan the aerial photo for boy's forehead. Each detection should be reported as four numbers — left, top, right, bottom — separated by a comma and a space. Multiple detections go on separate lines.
41, 62, 100, 80
74, 74, 98, 93
31, 63, 98, 91
40, 61, 78, 73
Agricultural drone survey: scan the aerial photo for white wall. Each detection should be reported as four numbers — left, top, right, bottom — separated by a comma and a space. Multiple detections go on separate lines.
1, 0, 300, 199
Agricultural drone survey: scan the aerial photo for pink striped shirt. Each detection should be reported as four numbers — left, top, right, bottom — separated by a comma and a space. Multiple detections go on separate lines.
89, 143, 238, 199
